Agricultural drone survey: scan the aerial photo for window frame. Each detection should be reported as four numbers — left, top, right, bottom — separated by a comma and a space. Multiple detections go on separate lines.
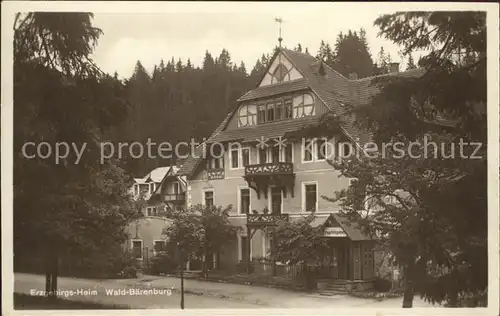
302, 138, 315, 163
315, 137, 328, 161
131, 239, 143, 260
238, 104, 257, 127
153, 239, 166, 255
271, 62, 292, 84
237, 186, 251, 215
148, 182, 156, 195
229, 147, 240, 170
241, 147, 251, 167
257, 147, 269, 164
302, 181, 319, 213
203, 188, 215, 207
268, 186, 284, 215
146, 206, 158, 217
282, 143, 294, 163
293, 93, 315, 118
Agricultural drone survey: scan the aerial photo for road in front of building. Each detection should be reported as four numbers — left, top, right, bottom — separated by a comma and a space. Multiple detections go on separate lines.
13, 273, 441, 309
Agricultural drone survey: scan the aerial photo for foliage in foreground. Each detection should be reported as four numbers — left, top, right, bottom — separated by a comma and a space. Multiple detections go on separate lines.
162, 204, 238, 277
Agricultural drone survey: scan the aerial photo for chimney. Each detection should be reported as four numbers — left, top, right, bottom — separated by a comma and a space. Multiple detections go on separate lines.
389, 62, 400, 73
348, 72, 358, 80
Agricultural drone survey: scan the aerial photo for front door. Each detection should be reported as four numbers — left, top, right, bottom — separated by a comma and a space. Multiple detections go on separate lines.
337, 246, 348, 279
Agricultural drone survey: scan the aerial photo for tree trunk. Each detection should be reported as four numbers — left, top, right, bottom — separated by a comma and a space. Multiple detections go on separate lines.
45, 246, 59, 302
203, 241, 209, 279
402, 263, 414, 308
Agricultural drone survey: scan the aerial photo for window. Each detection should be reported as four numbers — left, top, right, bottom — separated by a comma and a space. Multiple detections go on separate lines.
271, 146, 281, 163
238, 104, 257, 127
284, 97, 293, 119
284, 144, 293, 162
272, 63, 290, 83
134, 184, 139, 196
258, 147, 268, 164
303, 139, 314, 162
153, 240, 166, 254
230, 147, 249, 169
267, 103, 275, 121
303, 183, 318, 212
172, 182, 180, 194
139, 184, 149, 194
207, 157, 223, 169
230, 148, 239, 169
149, 182, 156, 195
270, 187, 283, 214
239, 188, 251, 214
204, 190, 214, 207
303, 138, 332, 162
293, 93, 315, 118
146, 207, 158, 216
242, 148, 250, 167
131, 240, 143, 259
316, 138, 327, 161
258, 104, 266, 123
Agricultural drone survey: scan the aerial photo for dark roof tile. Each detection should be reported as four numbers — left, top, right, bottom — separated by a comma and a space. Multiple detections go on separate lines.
237, 78, 310, 102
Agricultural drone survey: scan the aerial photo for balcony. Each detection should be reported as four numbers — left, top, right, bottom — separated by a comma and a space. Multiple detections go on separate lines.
243, 162, 295, 199
244, 162, 293, 176
163, 192, 186, 203
207, 168, 225, 180
247, 213, 289, 227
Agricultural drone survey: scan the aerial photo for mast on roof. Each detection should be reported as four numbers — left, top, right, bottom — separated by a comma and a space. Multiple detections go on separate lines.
275, 17, 284, 48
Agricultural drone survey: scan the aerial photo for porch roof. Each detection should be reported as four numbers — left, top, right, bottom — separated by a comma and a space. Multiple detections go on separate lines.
292, 213, 372, 241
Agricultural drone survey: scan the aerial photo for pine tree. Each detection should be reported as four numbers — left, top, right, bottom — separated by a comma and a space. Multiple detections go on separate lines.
406, 54, 417, 70
329, 28, 374, 78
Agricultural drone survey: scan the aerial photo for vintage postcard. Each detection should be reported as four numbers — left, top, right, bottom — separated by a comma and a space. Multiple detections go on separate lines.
2, 1, 499, 315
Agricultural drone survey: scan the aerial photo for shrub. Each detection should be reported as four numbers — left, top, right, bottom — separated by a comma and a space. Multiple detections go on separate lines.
373, 277, 392, 292
146, 252, 178, 275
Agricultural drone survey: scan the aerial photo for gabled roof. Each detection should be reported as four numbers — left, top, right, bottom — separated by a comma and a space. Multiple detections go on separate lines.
179, 47, 426, 177
237, 78, 309, 102
291, 213, 372, 241
134, 166, 170, 184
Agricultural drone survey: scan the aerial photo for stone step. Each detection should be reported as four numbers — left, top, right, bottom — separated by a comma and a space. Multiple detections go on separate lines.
317, 290, 346, 296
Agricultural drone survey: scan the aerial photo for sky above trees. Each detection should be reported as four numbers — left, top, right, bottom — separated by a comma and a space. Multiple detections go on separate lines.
89, 3, 427, 78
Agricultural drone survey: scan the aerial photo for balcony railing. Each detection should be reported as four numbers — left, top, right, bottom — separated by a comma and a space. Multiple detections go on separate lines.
247, 213, 289, 226
207, 168, 225, 180
163, 193, 186, 202
244, 162, 293, 176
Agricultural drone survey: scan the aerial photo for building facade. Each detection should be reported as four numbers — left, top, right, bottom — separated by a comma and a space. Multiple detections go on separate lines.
175, 48, 421, 287
125, 165, 189, 266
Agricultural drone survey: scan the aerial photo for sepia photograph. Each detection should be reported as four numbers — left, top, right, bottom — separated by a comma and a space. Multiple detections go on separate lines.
2, 1, 499, 314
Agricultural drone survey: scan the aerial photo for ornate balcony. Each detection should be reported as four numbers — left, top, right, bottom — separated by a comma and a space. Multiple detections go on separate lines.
245, 162, 293, 176
247, 213, 289, 227
243, 162, 295, 199
164, 193, 186, 203
207, 168, 225, 180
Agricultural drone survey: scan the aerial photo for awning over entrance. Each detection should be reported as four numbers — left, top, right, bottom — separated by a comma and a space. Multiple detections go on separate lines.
307, 213, 372, 241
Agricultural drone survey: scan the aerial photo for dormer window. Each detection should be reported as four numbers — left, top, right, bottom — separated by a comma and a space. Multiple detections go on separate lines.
238, 104, 257, 127
272, 63, 290, 84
